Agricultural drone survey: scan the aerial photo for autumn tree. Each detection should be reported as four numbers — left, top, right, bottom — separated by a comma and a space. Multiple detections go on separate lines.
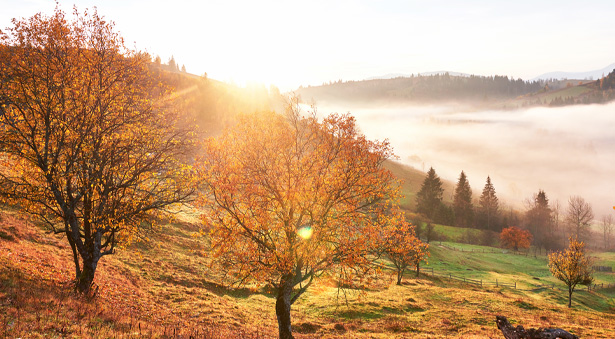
416, 167, 443, 220
565, 196, 594, 241
197, 104, 401, 339
524, 190, 553, 252
499, 226, 532, 251
548, 237, 594, 308
453, 170, 473, 227
380, 220, 429, 284
478, 176, 499, 231
0, 7, 193, 292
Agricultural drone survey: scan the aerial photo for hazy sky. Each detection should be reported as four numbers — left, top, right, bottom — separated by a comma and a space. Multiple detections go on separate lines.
2, 0, 614, 90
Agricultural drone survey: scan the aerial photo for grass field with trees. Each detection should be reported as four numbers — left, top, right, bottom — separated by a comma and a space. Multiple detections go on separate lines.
1, 5, 615, 339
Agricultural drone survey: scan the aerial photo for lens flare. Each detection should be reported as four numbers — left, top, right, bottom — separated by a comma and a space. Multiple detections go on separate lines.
297, 226, 313, 240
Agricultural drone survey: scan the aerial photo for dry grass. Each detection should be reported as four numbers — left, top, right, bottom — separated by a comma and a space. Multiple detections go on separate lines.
1, 208, 614, 338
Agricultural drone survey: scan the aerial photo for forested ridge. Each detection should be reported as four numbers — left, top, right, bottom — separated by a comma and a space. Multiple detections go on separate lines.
296, 73, 543, 104
296, 70, 615, 108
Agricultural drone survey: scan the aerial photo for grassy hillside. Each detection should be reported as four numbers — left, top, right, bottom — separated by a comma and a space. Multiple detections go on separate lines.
2, 207, 614, 338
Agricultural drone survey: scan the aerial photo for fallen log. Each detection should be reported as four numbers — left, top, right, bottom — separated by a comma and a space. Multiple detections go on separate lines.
495, 316, 579, 339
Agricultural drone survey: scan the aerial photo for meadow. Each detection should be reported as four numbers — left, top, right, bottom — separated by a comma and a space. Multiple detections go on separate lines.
2, 207, 614, 338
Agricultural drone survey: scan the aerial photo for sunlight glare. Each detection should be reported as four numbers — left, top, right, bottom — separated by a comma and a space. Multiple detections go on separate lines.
297, 226, 313, 240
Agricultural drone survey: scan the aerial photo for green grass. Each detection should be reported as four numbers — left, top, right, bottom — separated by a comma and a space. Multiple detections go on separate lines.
430, 224, 485, 243
419, 240, 615, 312
539, 85, 593, 102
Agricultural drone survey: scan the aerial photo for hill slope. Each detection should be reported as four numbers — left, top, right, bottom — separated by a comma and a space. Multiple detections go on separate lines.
296, 74, 543, 107
2, 207, 614, 338
384, 161, 455, 211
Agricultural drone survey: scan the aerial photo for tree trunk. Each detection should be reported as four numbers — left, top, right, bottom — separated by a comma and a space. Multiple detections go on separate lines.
568, 286, 573, 308
416, 262, 420, 277
66, 228, 81, 279
276, 277, 294, 339
396, 269, 403, 285
77, 254, 100, 293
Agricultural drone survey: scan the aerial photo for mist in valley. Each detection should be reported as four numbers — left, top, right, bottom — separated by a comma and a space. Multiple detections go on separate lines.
316, 101, 615, 219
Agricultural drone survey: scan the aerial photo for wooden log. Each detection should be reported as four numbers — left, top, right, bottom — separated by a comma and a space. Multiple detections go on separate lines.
495, 316, 579, 339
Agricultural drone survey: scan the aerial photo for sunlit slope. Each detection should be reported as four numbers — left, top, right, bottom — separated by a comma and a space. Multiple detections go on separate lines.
157, 68, 279, 136
3, 206, 614, 338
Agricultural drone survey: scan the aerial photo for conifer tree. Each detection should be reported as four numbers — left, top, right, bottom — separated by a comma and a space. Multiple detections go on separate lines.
525, 190, 553, 252
453, 171, 473, 227
416, 167, 443, 220
478, 176, 499, 231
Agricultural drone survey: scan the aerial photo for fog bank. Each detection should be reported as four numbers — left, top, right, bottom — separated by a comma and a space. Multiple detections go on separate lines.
318, 102, 615, 218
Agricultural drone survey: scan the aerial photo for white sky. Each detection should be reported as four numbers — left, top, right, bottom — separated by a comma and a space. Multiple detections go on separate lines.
2, 0, 615, 91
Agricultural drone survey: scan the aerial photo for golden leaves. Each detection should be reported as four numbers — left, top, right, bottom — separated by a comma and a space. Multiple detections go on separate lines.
0, 5, 195, 288
548, 237, 593, 289
197, 105, 401, 288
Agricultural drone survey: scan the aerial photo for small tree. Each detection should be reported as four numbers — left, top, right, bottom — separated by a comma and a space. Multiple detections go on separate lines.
565, 196, 594, 241
601, 214, 614, 250
197, 105, 401, 339
381, 221, 429, 285
548, 237, 594, 308
424, 222, 435, 243
500, 226, 532, 251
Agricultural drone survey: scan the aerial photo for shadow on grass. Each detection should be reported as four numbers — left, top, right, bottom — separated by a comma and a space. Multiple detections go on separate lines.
196, 279, 276, 299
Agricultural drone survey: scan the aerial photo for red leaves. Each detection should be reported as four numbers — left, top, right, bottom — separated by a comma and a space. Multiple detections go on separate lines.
499, 226, 532, 251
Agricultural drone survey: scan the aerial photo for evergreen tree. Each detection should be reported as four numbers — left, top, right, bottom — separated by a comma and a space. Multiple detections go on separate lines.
525, 190, 554, 252
416, 167, 444, 220
167, 55, 180, 72
453, 171, 473, 227
478, 176, 499, 231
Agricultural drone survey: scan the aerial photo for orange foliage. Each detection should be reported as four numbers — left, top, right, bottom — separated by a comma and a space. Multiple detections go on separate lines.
380, 220, 429, 285
548, 237, 594, 308
197, 101, 401, 338
0, 6, 194, 292
499, 226, 532, 251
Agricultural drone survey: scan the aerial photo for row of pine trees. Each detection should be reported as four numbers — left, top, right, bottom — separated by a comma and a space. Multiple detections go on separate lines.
415, 168, 500, 231
414, 167, 604, 251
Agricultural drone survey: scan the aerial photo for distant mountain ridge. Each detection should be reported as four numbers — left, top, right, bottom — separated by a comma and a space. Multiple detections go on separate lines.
296, 73, 542, 106
531, 63, 615, 81
367, 71, 472, 80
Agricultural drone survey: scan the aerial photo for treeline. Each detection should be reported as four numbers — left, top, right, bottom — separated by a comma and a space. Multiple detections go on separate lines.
296, 73, 543, 104
596, 68, 615, 90
412, 168, 612, 252
544, 69, 615, 107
